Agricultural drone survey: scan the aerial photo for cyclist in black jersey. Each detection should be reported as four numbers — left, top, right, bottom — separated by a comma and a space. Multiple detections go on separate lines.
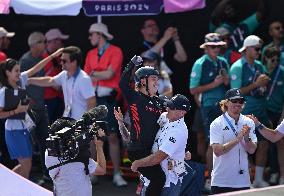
119, 56, 166, 196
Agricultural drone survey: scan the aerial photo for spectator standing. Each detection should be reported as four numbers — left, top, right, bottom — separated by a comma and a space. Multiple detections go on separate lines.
0, 27, 14, 62
210, 0, 267, 51
43, 28, 69, 124
28, 46, 96, 120
210, 88, 257, 194
230, 35, 271, 188
139, 18, 187, 75
19, 31, 50, 181
262, 20, 284, 65
190, 33, 229, 192
263, 46, 284, 184
0, 51, 62, 179
84, 22, 127, 187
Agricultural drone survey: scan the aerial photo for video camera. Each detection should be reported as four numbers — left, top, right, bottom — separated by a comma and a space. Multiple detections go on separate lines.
46, 105, 108, 161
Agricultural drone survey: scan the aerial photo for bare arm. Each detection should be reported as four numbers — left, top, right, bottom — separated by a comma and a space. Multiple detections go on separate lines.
0, 103, 29, 119
28, 76, 57, 87
212, 129, 245, 157
25, 48, 63, 78
247, 115, 283, 143
240, 74, 270, 95
93, 138, 106, 175
87, 96, 96, 111
114, 107, 130, 143
90, 66, 114, 82
172, 31, 187, 63
131, 150, 168, 172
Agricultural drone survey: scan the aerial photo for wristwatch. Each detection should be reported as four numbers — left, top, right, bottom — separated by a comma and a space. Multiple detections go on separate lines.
256, 123, 264, 130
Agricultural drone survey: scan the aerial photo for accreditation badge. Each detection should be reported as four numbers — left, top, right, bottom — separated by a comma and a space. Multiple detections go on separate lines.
63, 105, 71, 117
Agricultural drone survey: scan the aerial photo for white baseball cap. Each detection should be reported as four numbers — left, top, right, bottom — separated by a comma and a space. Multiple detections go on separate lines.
89, 23, 113, 40
0, 27, 15, 38
45, 28, 69, 41
239, 35, 262, 52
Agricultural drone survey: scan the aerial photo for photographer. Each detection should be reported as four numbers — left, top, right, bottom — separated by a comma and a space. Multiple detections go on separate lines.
45, 117, 106, 196
0, 51, 62, 179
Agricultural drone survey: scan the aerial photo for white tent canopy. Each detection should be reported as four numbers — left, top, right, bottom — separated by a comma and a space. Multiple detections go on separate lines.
11, 0, 82, 16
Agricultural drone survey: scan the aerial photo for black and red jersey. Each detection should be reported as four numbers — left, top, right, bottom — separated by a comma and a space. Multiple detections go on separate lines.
120, 64, 165, 151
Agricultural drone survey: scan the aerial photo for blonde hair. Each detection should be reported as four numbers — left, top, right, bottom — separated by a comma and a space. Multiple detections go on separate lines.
219, 99, 228, 113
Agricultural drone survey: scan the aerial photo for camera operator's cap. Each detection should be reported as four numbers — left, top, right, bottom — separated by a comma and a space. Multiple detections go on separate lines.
142, 50, 161, 61
239, 35, 262, 52
225, 88, 244, 100
0, 27, 15, 38
45, 28, 69, 41
200, 33, 226, 48
89, 22, 113, 40
166, 94, 191, 112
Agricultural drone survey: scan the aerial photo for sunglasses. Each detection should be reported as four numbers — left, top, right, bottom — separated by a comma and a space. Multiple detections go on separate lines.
269, 57, 280, 63
208, 45, 221, 49
252, 47, 261, 52
229, 98, 245, 104
274, 26, 283, 31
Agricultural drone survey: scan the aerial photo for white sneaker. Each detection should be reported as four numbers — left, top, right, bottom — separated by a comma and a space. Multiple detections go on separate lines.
269, 173, 279, 185
113, 173, 128, 187
253, 180, 269, 188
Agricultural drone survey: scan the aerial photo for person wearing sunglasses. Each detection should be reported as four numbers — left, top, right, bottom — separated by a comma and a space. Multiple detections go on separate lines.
210, 88, 257, 194
262, 20, 284, 65
190, 32, 229, 193
230, 35, 271, 188
262, 46, 284, 185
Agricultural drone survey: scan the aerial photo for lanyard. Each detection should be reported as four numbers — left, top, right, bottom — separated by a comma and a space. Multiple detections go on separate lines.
98, 42, 110, 60
223, 113, 244, 173
66, 68, 80, 105
223, 114, 238, 137
267, 66, 281, 100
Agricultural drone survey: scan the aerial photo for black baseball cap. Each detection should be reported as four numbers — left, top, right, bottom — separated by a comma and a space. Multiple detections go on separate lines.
225, 88, 244, 100
166, 94, 191, 112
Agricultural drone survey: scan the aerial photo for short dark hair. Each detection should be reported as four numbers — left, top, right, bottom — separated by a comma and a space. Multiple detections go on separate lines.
263, 46, 281, 65
63, 46, 82, 66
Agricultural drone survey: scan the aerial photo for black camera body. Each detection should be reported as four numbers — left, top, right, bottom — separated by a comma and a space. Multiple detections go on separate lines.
46, 105, 108, 161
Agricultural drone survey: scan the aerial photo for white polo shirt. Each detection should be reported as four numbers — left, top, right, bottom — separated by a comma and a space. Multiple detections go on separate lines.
54, 69, 95, 120
45, 150, 97, 196
152, 112, 189, 187
210, 112, 257, 188
276, 119, 284, 134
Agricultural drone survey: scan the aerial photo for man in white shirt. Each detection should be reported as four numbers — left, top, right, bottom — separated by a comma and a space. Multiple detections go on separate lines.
28, 46, 96, 120
210, 88, 257, 194
131, 94, 190, 196
45, 117, 106, 196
